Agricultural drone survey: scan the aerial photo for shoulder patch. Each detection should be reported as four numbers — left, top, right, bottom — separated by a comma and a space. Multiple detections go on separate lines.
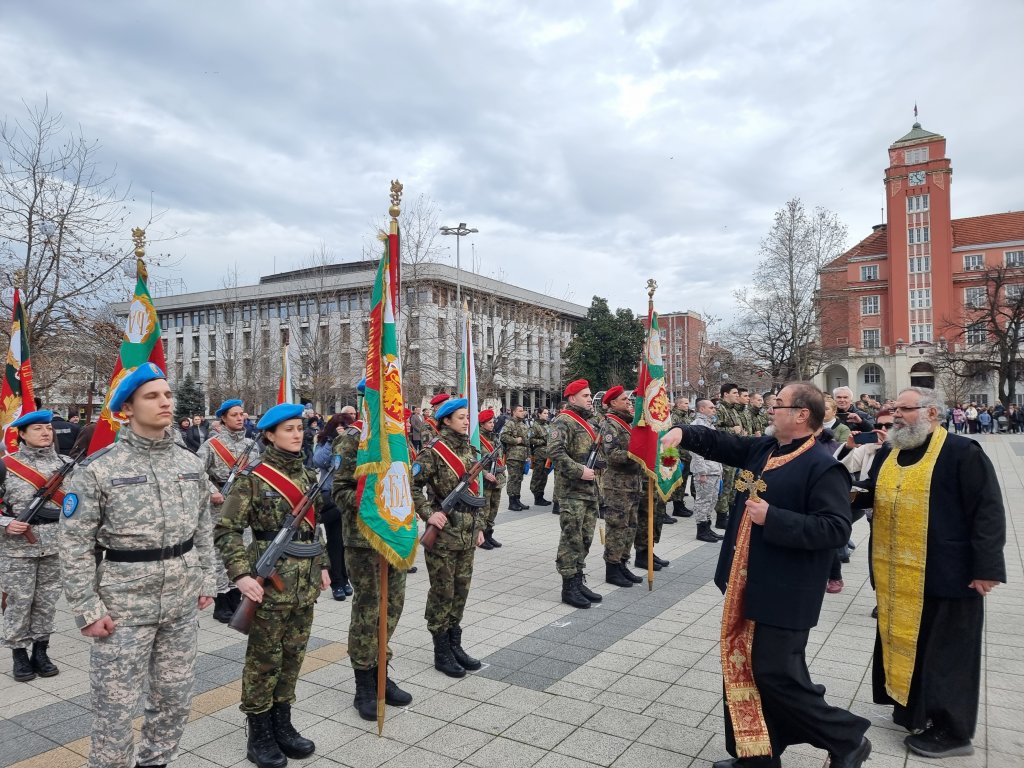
62, 493, 79, 518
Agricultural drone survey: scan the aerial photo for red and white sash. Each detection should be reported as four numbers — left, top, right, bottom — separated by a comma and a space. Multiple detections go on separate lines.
560, 408, 598, 443
2, 456, 66, 506
430, 441, 479, 494
605, 414, 632, 435
209, 437, 241, 469
250, 462, 315, 529
479, 435, 505, 467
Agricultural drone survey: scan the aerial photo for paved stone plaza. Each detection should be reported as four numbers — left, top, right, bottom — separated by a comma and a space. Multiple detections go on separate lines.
2, 436, 1022, 768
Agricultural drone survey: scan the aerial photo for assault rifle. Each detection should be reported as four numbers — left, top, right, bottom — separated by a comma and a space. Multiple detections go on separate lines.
420, 441, 502, 552
220, 439, 260, 497
17, 457, 81, 544
584, 441, 606, 472
229, 456, 339, 634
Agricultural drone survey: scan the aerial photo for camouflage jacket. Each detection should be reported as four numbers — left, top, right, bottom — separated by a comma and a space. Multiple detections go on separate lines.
60, 427, 217, 629
480, 428, 507, 490
716, 401, 745, 433
196, 428, 258, 487
529, 420, 550, 460
1, 445, 68, 558
549, 405, 600, 502
748, 406, 769, 436
413, 426, 484, 550
420, 417, 440, 444
331, 424, 371, 548
599, 413, 641, 498
215, 444, 327, 608
500, 417, 530, 462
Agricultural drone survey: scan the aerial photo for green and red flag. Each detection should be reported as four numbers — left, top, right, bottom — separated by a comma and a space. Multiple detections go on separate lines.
1, 289, 35, 454
353, 220, 418, 568
628, 302, 682, 501
88, 260, 166, 454
457, 305, 481, 491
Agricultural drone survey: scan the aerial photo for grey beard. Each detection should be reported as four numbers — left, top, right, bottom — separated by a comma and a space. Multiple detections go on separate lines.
764, 424, 776, 437
887, 419, 932, 450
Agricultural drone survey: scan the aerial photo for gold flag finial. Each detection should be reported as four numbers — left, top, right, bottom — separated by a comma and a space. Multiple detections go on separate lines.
646, 278, 657, 299
132, 227, 148, 282
389, 179, 403, 219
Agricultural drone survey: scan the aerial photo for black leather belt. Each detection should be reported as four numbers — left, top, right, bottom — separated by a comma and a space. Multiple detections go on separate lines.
103, 537, 194, 562
254, 530, 315, 543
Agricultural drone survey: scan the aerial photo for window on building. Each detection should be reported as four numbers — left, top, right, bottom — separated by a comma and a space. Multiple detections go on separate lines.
341, 324, 351, 344
906, 194, 930, 212
965, 286, 986, 308
862, 329, 881, 349
1006, 250, 1024, 267
964, 254, 985, 271
908, 256, 931, 273
905, 148, 929, 164
863, 365, 882, 384
407, 316, 420, 341
860, 296, 880, 315
966, 322, 987, 345
907, 226, 930, 245
208, 360, 216, 379
175, 362, 184, 380
1006, 284, 1024, 302
175, 338, 184, 357
909, 289, 932, 309
910, 323, 932, 343
208, 334, 216, 354
243, 331, 251, 350
970, 393, 989, 407
860, 265, 879, 282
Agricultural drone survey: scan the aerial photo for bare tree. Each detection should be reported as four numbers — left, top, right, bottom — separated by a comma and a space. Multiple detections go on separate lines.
731, 199, 847, 381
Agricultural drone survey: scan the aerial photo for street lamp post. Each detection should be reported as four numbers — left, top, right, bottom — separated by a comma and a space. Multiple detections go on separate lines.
439, 222, 478, 307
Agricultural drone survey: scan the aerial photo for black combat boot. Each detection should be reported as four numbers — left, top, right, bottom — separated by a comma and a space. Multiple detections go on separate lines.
659, 512, 678, 524
213, 592, 233, 623
534, 494, 552, 506
634, 549, 662, 571
382, 670, 413, 705
246, 711, 287, 768
432, 631, 466, 678
696, 521, 723, 543
508, 495, 525, 511
352, 668, 377, 721
618, 557, 644, 583
479, 536, 494, 550
605, 560, 633, 588
227, 587, 243, 612
516, 495, 530, 510
652, 552, 670, 567
30, 641, 59, 677
561, 576, 591, 608
672, 501, 693, 517
11, 648, 35, 682
270, 702, 315, 758
576, 571, 603, 602
715, 512, 728, 530
485, 529, 502, 548
449, 626, 482, 671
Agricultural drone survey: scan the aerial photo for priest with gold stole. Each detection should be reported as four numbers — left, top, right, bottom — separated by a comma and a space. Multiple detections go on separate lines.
663, 382, 871, 768
854, 386, 1006, 760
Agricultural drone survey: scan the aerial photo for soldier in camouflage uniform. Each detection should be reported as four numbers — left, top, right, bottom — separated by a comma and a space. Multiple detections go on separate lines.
60, 364, 217, 768
528, 407, 552, 506
501, 404, 531, 510
550, 379, 604, 608
413, 398, 486, 678
748, 391, 769, 436
216, 403, 329, 767
714, 382, 745, 529
1, 411, 66, 681
331, 386, 413, 720
478, 409, 507, 549
196, 397, 258, 622
669, 399, 694, 518
689, 399, 724, 542
597, 387, 644, 588
420, 392, 449, 445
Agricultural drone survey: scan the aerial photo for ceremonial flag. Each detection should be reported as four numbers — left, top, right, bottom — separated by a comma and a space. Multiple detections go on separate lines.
353, 218, 418, 567
458, 306, 481, 487
277, 340, 291, 405
88, 260, 166, 454
1, 289, 35, 454
628, 297, 682, 501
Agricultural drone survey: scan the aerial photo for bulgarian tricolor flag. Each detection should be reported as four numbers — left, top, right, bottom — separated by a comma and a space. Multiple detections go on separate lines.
88, 260, 166, 454
277, 339, 292, 405
1, 289, 35, 454
628, 297, 682, 501
458, 305, 481, 491
353, 213, 418, 568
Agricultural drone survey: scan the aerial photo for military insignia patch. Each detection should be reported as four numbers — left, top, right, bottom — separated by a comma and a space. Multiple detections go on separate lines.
62, 493, 79, 518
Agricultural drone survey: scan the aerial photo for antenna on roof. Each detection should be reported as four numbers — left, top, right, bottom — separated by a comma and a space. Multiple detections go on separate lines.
914, 102, 918, 121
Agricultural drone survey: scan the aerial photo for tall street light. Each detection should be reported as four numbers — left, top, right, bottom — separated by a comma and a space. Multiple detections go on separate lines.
439, 222, 478, 307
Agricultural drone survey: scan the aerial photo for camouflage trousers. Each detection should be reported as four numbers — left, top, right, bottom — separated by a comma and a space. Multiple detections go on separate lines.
0, 553, 61, 649
556, 497, 598, 577
424, 545, 476, 634
506, 460, 526, 498
715, 466, 738, 517
692, 474, 721, 524
635, 496, 664, 549
346, 546, 406, 671
241, 601, 315, 714
88, 610, 198, 768
483, 486, 501, 530
530, 460, 550, 498
602, 494, 639, 564
210, 501, 232, 594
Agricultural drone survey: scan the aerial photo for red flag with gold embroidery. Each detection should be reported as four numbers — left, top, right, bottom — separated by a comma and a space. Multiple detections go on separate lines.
1, 289, 35, 454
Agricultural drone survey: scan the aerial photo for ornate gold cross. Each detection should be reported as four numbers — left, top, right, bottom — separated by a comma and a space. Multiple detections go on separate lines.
734, 470, 767, 502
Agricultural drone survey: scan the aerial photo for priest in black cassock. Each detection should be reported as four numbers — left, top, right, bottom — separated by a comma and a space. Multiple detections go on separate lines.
854, 386, 1005, 759
663, 382, 871, 768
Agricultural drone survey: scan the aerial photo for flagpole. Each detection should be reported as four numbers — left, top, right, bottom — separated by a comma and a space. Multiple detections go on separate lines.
645, 280, 656, 590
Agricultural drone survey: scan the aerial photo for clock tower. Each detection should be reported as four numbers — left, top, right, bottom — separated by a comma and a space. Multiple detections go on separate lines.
884, 122, 953, 346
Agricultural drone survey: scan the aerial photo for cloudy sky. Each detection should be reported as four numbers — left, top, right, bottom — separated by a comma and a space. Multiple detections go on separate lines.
4, 0, 1023, 322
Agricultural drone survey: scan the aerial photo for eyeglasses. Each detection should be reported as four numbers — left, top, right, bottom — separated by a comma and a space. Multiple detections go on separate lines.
892, 405, 926, 413
876, 423, 893, 430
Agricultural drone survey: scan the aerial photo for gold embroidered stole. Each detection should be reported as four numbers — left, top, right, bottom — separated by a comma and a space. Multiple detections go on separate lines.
720, 435, 816, 758
873, 427, 945, 706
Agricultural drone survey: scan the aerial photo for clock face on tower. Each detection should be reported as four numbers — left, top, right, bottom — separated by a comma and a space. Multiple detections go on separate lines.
908, 170, 926, 186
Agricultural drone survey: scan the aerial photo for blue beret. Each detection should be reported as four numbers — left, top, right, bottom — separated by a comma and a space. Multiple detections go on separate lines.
109, 363, 166, 413
357, 377, 366, 394
435, 398, 468, 421
11, 410, 53, 429
215, 399, 244, 418
257, 403, 304, 431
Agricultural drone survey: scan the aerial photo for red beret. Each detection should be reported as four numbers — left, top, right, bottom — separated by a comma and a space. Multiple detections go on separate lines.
429, 393, 450, 407
478, 409, 495, 423
403, 408, 412, 419
602, 385, 624, 406
563, 378, 589, 397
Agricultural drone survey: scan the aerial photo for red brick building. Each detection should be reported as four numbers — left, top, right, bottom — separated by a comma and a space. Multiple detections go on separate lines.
817, 122, 1024, 403
659, 310, 705, 399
